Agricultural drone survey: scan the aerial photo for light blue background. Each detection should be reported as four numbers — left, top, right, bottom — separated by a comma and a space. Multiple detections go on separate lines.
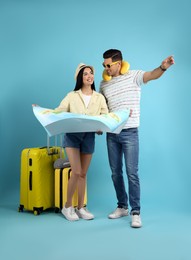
0, 0, 191, 259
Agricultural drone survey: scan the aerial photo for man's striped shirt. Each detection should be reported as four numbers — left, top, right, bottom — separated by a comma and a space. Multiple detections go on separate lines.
100, 70, 145, 129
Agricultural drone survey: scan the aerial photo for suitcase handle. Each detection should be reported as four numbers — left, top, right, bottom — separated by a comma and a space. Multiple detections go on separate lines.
47, 135, 61, 155
39, 146, 59, 155
47, 134, 65, 157
40, 146, 52, 149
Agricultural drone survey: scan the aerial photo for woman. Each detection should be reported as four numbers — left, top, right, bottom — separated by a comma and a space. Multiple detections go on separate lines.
55, 63, 108, 221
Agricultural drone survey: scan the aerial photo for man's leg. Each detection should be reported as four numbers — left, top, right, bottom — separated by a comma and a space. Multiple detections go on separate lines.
122, 128, 142, 227
107, 133, 128, 219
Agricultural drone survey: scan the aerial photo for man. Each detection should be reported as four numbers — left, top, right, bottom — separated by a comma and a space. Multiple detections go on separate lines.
99, 49, 174, 228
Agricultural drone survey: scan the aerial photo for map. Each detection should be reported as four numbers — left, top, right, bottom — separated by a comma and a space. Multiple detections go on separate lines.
33, 106, 130, 136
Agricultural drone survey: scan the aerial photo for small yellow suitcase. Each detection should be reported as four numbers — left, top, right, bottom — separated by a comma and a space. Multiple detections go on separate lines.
18, 146, 63, 215
54, 161, 87, 212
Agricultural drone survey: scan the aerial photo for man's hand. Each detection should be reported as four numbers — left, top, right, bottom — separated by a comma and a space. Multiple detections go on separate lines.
143, 55, 175, 83
161, 55, 175, 70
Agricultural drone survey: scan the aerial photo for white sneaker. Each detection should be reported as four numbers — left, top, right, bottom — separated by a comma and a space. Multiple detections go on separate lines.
108, 207, 128, 219
76, 207, 94, 220
131, 214, 142, 228
61, 206, 79, 221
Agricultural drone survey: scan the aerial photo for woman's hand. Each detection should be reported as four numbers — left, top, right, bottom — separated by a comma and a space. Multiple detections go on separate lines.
96, 131, 103, 135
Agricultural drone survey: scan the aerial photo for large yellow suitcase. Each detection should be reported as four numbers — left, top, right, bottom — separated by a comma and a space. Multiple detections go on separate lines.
54, 163, 87, 212
19, 146, 62, 215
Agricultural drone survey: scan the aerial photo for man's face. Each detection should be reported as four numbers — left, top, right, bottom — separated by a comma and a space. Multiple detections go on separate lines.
103, 58, 121, 77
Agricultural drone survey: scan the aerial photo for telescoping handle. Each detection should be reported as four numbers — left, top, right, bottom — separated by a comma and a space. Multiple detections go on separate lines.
59, 134, 64, 158
47, 134, 65, 157
46, 134, 58, 155
53, 134, 70, 169
47, 134, 54, 155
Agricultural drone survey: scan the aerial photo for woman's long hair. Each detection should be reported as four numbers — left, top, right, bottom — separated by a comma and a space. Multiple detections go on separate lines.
74, 67, 96, 91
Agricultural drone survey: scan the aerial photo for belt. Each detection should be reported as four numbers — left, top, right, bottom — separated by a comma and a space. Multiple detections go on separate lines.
121, 128, 137, 132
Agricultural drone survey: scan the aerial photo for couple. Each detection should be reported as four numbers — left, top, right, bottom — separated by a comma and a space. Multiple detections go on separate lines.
55, 49, 174, 228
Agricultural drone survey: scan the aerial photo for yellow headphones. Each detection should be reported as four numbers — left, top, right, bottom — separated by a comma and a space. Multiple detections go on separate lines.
102, 60, 130, 81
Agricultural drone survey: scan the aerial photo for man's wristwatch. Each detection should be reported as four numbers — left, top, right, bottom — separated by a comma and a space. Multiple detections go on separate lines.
160, 65, 167, 71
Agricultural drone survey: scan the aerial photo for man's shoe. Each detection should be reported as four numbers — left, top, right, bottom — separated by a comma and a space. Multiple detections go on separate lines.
61, 206, 79, 221
108, 207, 128, 219
76, 207, 94, 220
131, 214, 142, 228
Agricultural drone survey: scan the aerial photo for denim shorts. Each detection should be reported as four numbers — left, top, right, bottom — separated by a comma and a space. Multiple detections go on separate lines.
63, 132, 95, 154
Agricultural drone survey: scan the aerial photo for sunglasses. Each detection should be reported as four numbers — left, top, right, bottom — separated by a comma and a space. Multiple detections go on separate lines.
102, 61, 120, 69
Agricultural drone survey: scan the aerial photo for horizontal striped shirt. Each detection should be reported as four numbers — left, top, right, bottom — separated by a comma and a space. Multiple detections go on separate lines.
100, 70, 145, 129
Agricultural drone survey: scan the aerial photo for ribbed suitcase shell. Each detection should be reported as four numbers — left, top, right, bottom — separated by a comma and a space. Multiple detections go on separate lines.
55, 168, 87, 212
19, 147, 62, 215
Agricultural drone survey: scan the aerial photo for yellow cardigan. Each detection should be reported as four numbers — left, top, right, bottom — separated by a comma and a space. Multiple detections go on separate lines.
55, 89, 108, 116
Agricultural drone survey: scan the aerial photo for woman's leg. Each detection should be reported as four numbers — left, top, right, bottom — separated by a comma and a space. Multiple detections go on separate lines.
65, 147, 81, 208
78, 153, 92, 209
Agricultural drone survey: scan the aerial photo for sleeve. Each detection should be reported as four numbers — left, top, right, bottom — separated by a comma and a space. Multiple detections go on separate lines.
99, 81, 104, 94
54, 93, 70, 112
100, 94, 108, 114
135, 70, 145, 86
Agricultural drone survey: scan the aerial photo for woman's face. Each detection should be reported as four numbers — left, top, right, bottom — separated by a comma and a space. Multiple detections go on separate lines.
82, 67, 94, 86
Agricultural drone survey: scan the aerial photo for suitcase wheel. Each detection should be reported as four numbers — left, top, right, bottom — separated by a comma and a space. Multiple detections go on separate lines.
33, 207, 43, 215
34, 209, 40, 216
55, 207, 60, 213
18, 205, 24, 212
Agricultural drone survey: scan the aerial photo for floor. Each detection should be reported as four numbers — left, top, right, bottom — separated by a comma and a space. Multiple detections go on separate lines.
1, 192, 191, 260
